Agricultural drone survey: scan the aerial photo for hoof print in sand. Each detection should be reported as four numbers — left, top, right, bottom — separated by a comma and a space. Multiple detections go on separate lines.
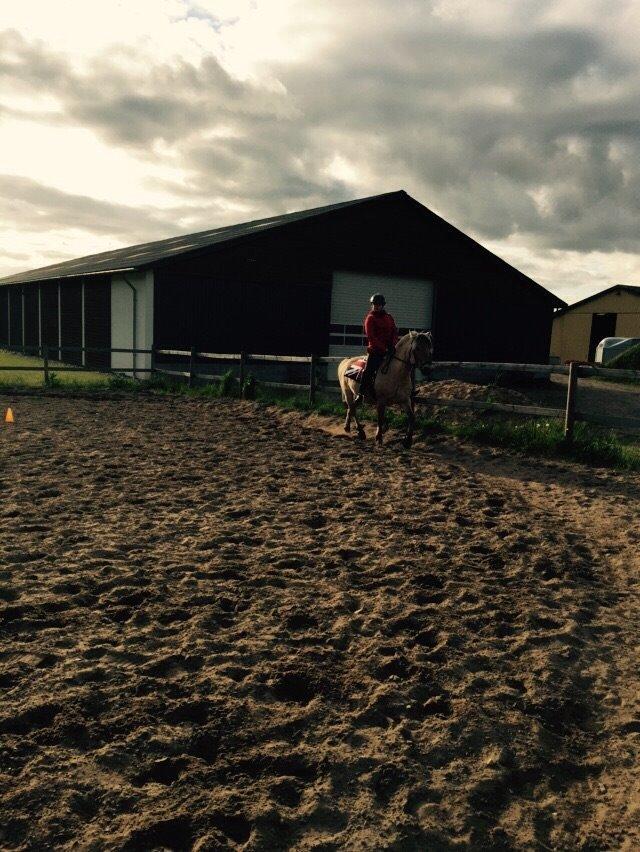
122, 815, 194, 851
269, 669, 327, 704
134, 757, 189, 786
284, 611, 319, 631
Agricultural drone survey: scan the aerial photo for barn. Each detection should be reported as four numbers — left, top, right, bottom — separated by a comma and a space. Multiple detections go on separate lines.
550, 284, 640, 363
0, 191, 564, 374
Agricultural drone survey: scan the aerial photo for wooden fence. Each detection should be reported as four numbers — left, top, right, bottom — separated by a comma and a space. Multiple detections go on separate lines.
2, 344, 640, 439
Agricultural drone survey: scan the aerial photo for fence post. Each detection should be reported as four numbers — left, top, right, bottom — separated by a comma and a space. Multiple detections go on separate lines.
564, 361, 579, 441
150, 346, 156, 380
188, 345, 196, 388
43, 345, 49, 387
239, 351, 246, 398
309, 353, 317, 405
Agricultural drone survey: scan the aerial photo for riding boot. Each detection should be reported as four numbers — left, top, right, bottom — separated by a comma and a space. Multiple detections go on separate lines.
354, 378, 375, 406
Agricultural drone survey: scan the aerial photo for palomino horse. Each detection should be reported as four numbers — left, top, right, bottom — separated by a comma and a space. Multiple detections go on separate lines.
338, 331, 433, 448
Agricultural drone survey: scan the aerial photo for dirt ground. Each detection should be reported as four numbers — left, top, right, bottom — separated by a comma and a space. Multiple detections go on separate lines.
0, 395, 639, 851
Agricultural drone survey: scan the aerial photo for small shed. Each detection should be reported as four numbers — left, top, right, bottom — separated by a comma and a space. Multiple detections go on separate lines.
550, 285, 640, 363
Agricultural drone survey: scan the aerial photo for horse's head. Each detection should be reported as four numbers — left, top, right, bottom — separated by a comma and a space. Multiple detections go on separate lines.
412, 331, 433, 370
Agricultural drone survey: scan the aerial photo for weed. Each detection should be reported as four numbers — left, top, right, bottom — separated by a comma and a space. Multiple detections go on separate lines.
242, 374, 257, 400
107, 373, 138, 391
218, 369, 239, 398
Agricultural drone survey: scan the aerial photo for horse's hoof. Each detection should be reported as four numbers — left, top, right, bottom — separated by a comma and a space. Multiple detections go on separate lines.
344, 423, 351, 433
357, 428, 366, 440
402, 435, 413, 449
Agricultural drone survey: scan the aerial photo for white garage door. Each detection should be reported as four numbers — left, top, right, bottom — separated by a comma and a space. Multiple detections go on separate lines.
329, 270, 433, 360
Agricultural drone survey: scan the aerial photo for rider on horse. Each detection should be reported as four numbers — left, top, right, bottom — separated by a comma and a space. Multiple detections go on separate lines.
354, 294, 398, 404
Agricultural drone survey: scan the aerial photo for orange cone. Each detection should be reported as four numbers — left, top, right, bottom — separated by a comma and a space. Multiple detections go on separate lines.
4, 407, 14, 423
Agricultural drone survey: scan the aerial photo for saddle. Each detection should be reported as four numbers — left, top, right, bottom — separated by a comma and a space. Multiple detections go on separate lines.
344, 357, 368, 382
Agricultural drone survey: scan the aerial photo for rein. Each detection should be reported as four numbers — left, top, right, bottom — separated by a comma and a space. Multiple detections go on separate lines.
385, 335, 431, 371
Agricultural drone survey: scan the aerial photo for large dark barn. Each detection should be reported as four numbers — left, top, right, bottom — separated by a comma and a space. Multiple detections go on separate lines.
0, 191, 565, 373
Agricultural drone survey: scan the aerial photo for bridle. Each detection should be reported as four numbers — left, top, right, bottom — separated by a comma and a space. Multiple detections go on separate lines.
386, 333, 432, 372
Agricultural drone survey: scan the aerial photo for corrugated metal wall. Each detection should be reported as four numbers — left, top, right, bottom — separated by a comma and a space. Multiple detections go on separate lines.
0, 288, 8, 345
154, 272, 329, 355
60, 281, 83, 365
24, 286, 39, 352
1, 278, 111, 367
9, 286, 23, 349
84, 280, 111, 369
41, 282, 60, 357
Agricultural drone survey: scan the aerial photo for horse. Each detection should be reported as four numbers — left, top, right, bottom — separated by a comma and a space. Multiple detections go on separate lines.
338, 331, 433, 448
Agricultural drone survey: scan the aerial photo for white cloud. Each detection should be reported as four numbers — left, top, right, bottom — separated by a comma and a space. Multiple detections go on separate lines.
0, 116, 188, 207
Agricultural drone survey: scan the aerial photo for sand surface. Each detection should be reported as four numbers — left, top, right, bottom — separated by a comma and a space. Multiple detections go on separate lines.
1, 395, 639, 851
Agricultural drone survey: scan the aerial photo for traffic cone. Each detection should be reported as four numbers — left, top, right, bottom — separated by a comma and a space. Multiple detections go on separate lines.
4, 407, 14, 423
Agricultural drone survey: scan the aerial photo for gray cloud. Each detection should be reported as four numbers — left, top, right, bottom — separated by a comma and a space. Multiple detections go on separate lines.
1, 3, 640, 271
0, 173, 178, 239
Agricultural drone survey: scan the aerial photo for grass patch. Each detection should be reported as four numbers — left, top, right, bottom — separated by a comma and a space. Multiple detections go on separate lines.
452, 417, 640, 470
0, 349, 107, 386
254, 387, 639, 469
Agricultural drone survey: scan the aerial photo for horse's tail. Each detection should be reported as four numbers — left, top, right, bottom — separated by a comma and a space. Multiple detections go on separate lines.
337, 358, 354, 403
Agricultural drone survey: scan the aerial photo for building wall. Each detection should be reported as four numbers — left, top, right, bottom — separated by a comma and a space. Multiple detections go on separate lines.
0, 287, 8, 345
40, 282, 60, 358
8, 286, 23, 349
153, 195, 557, 363
551, 290, 640, 362
616, 311, 640, 339
60, 281, 83, 365
111, 270, 153, 376
24, 287, 39, 351
84, 279, 111, 370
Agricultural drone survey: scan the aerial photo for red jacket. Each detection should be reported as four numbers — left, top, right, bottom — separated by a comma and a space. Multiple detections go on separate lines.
364, 310, 398, 355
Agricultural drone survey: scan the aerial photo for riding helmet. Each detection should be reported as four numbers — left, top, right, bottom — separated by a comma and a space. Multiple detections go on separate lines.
370, 293, 386, 306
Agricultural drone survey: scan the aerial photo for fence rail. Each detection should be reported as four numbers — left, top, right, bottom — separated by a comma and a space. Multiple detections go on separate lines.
2, 344, 639, 436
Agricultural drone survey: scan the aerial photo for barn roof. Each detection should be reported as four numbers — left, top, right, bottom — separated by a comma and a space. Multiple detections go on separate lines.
0, 190, 565, 306
0, 192, 396, 286
553, 284, 640, 316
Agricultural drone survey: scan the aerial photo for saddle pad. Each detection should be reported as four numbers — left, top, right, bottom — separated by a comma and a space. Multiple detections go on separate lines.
344, 357, 367, 382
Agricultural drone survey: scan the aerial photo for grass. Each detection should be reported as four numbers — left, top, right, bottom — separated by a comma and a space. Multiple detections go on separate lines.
252, 385, 640, 470
0, 349, 107, 386
1, 360, 638, 470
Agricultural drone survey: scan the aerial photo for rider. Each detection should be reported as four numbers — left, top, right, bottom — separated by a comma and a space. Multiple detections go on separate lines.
354, 294, 398, 404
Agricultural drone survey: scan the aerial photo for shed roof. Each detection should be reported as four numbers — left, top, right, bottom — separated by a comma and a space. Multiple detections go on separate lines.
554, 284, 640, 317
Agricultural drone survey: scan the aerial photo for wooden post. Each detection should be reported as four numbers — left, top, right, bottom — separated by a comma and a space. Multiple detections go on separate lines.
188, 345, 196, 388
150, 346, 156, 380
309, 353, 317, 405
43, 345, 49, 387
239, 351, 246, 398
564, 361, 579, 441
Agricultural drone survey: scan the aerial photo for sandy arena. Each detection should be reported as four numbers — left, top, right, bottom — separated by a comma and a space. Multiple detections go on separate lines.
0, 395, 639, 851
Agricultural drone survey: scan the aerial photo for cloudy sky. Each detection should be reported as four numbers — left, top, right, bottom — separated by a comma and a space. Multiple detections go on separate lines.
1, 0, 639, 303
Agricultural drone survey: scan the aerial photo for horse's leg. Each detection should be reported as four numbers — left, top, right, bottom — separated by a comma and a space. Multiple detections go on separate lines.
375, 402, 385, 444
403, 400, 415, 449
344, 401, 352, 432
347, 386, 365, 439
353, 403, 366, 439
